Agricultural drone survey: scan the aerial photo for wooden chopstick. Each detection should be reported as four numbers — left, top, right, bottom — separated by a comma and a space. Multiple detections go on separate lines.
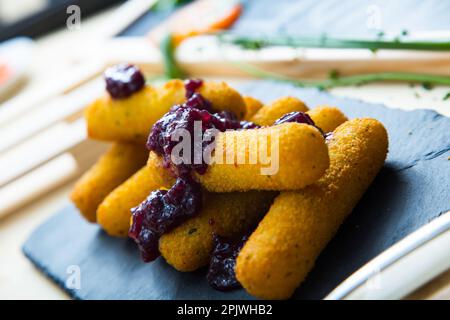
0, 79, 103, 154
0, 139, 107, 218
0, 119, 86, 187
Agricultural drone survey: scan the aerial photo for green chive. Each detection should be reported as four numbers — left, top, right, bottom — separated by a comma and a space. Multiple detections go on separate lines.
232, 61, 450, 89
160, 33, 185, 79
219, 34, 450, 51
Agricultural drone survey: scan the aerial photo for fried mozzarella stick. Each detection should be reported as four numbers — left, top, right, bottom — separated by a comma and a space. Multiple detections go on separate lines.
70, 143, 148, 222
250, 97, 308, 126
307, 106, 348, 133
159, 191, 277, 272
97, 153, 175, 236
243, 96, 263, 120
236, 118, 388, 299
86, 80, 246, 143
250, 98, 347, 134
196, 123, 329, 192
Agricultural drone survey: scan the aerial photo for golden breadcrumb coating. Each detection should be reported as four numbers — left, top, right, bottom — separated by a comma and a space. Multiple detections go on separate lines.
198, 81, 246, 119
86, 82, 184, 143
236, 118, 388, 299
70, 143, 148, 222
307, 105, 348, 133
196, 123, 329, 191
85, 80, 246, 143
243, 96, 264, 120
96, 152, 175, 236
250, 96, 308, 126
159, 191, 277, 272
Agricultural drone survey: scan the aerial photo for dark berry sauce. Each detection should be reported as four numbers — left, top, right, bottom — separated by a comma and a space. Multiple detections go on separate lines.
104, 64, 145, 99
274, 111, 315, 126
129, 176, 202, 262
207, 233, 249, 291
146, 80, 257, 176
274, 111, 324, 135
184, 79, 203, 99
130, 79, 257, 263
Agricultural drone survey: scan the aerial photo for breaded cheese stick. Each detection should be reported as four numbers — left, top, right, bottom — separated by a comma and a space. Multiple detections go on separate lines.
86, 80, 246, 143
196, 123, 329, 192
243, 96, 263, 120
307, 105, 348, 133
97, 153, 175, 236
250, 97, 308, 126
159, 191, 277, 272
70, 143, 148, 222
236, 118, 388, 299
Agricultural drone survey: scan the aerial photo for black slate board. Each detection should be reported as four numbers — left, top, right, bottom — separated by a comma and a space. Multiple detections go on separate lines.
23, 81, 450, 299
233, 0, 450, 38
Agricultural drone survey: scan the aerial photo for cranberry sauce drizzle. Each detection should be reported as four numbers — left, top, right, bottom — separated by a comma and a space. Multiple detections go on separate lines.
130, 79, 257, 262
129, 176, 202, 262
274, 111, 324, 135
207, 233, 249, 291
147, 79, 257, 176
184, 79, 203, 99
104, 64, 145, 99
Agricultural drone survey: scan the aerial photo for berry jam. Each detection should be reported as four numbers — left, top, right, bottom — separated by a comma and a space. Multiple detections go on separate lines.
129, 176, 202, 262
274, 111, 315, 126
274, 111, 324, 135
130, 79, 258, 263
207, 233, 249, 291
147, 83, 255, 176
104, 64, 145, 99
184, 79, 203, 99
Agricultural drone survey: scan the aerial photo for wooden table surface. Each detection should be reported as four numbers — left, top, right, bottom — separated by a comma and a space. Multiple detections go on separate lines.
0, 4, 449, 300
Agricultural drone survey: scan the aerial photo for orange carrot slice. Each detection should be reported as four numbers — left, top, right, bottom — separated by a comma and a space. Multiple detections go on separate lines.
148, 0, 242, 46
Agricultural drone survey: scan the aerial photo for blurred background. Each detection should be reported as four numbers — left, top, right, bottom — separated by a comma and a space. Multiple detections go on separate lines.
0, 0, 449, 299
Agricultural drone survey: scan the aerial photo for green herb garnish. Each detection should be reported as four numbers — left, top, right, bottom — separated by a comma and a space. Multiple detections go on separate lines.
232, 62, 450, 90
160, 33, 185, 79
328, 69, 340, 80
219, 34, 450, 51
421, 82, 434, 90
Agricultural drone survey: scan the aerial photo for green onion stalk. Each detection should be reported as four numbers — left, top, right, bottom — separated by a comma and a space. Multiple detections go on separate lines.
160, 33, 185, 79
233, 62, 450, 90
218, 34, 450, 51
